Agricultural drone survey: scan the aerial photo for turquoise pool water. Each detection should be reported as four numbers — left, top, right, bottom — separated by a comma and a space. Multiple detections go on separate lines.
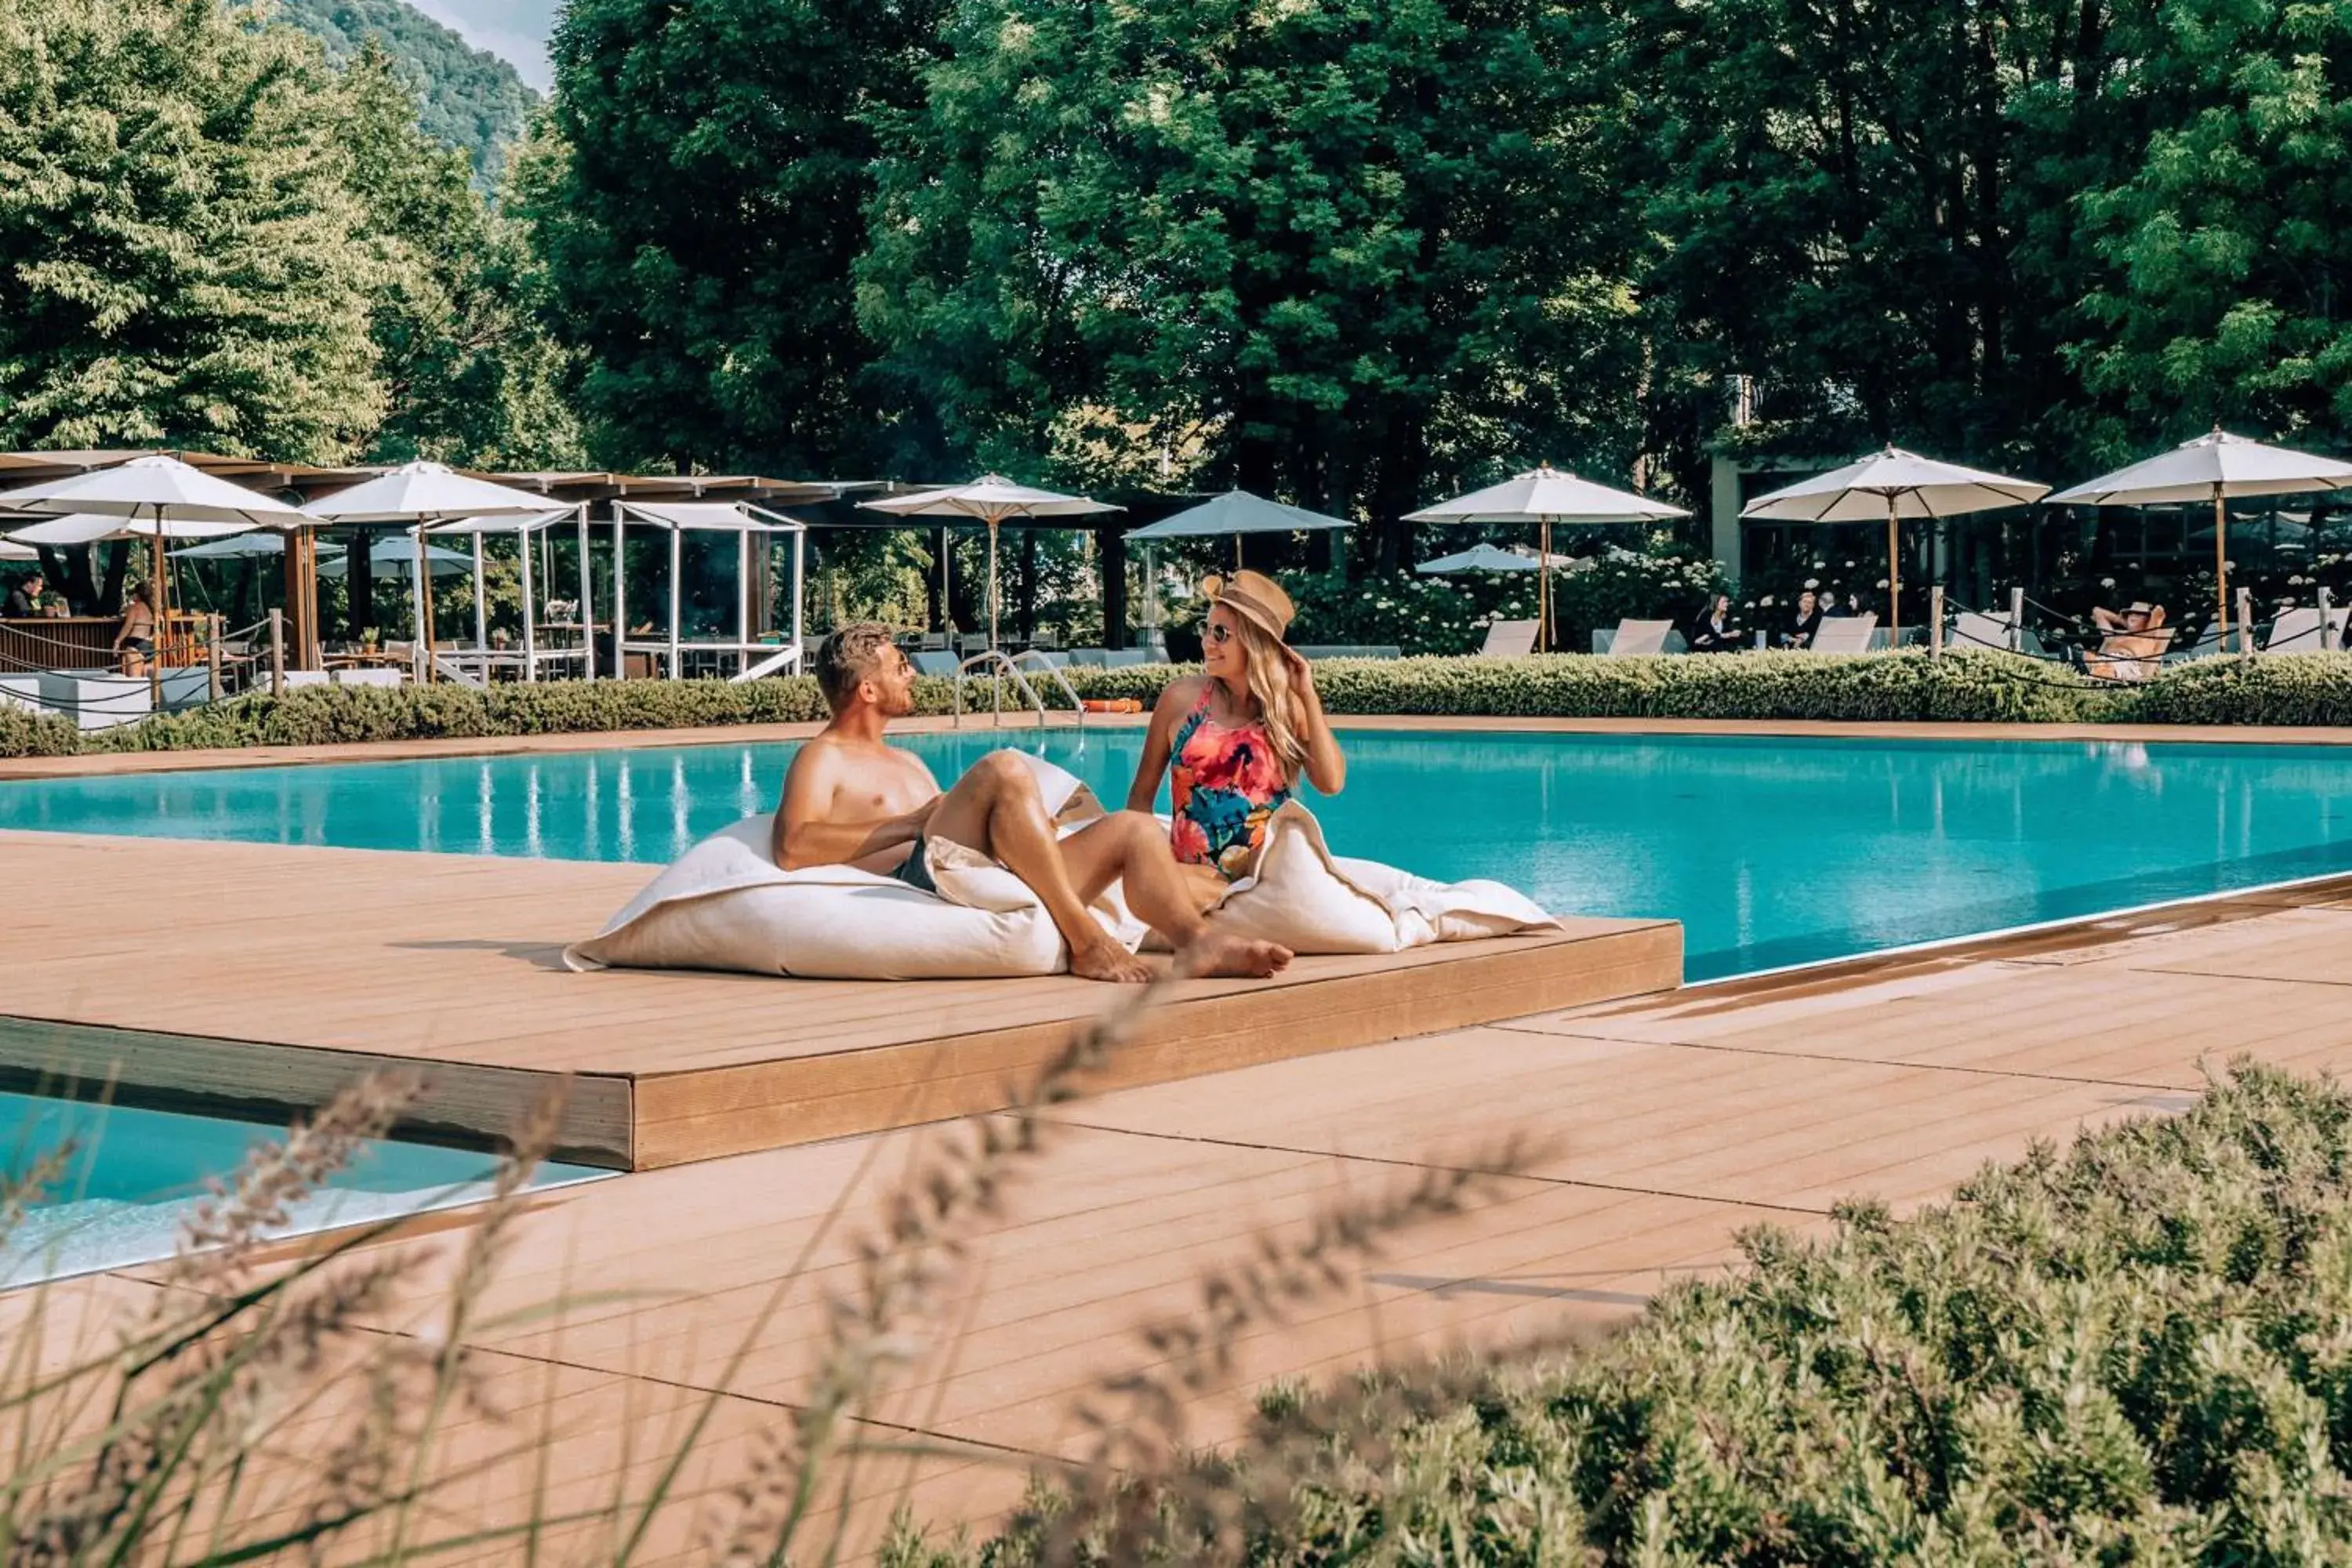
0, 1091, 609, 1285
5, 728, 2350, 980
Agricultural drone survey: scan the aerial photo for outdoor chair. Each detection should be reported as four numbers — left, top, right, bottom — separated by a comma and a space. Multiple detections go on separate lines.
910, 651, 960, 677
2261, 607, 2326, 653
1601, 618, 1679, 657
1479, 619, 1539, 657
1805, 615, 1880, 655
1951, 611, 2017, 653
916, 632, 949, 652
2163, 626, 2224, 665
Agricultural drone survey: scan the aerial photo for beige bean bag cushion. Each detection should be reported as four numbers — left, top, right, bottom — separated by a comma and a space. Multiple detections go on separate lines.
564, 753, 1555, 980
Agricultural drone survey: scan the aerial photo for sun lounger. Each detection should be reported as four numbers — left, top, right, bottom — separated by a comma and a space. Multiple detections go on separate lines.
1293, 645, 1401, 661
1804, 614, 1879, 655
2262, 607, 2327, 653
910, 651, 960, 677
1479, 619, 1539, 657
1951, 612, 2016, 652
1601, 618, 1679, 657
2162, 626, 2223, 665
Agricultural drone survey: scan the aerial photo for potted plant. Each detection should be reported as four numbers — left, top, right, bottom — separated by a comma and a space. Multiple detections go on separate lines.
359, 626, 379, 655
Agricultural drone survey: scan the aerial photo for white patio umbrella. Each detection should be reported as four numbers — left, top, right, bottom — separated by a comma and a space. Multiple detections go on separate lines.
0, 458, 305, 691
860, 475, 1120, 651
2049, 429, 2352, 649
1740, 447, 2047, 645
1406, 466, 1689, 650
1416, 543, 1541, 575
318, 538, 472, 578
0, 540, 34, 563
1125, 490, 1352, 569
304, 462, 574, 681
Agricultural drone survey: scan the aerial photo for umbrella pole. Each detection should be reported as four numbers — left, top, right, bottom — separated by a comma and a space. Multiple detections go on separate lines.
1887, 499, 1901, 648
148, 521, 165, 708
416, 531, 437, 683
472, 535, 487, 675
521, 527, 537, 683
988, 516, 1001, 652
1539, 519, 1552, 652
2215, 485, 2230, 652
1234, 534, 1242, 572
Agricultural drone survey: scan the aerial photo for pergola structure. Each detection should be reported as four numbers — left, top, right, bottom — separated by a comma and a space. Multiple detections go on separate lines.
611, 502, 807, 681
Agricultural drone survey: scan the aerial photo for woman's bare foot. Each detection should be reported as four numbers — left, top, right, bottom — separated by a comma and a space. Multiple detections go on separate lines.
1182, 930, 1292, 978
1070, 935, 1155, 984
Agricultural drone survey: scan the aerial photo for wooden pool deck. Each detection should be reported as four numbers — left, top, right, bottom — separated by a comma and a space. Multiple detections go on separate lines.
31, 866, 2351, 1563
12, 721, 2352, 1560
0, 829, 1679, 1169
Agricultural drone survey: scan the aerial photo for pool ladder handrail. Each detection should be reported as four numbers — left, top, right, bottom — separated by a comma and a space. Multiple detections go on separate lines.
953, 648, 1086, 731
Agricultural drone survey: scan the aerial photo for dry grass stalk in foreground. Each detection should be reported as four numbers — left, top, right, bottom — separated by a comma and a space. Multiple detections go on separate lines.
0, 1073, 579, 1566
0, 961, 1548, 1567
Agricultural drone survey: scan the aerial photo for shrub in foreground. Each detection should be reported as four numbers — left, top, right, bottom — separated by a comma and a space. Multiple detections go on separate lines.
938, 1063, 2352, 1564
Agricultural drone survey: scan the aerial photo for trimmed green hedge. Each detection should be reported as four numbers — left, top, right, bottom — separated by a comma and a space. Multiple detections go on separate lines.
942, 1065, 2352, 1563
6, 652, 2352, 757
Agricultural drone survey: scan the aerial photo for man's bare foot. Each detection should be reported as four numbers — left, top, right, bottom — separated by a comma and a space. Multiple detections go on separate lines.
1182, 930, 1292, 978
1070, 935, 1154, 984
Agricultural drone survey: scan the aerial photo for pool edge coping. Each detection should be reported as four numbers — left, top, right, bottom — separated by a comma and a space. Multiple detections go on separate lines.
10, 712, 2352, 781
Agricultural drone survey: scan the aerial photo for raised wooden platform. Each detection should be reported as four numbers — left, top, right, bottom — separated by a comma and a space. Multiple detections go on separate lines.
0, 831, 1679, 1171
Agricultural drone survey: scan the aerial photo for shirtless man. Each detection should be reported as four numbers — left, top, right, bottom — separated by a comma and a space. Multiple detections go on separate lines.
775, 624, 1291, 983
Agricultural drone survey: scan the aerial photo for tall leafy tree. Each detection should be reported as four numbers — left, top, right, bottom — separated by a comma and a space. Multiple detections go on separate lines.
862, 0, 1646, 568
2067, 0, 2352, 459
336, 42, 579, 468
521, 0, 949, 477
0, 0, 384, 460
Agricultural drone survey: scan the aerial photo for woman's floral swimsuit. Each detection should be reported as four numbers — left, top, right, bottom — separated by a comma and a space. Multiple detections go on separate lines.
1169, 686, 1292, 880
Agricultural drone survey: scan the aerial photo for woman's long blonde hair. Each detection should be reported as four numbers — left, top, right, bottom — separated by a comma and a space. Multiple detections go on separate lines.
1226, 612, 1308, 783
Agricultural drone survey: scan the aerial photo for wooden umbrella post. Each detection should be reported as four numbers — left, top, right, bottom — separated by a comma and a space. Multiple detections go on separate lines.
415, 529, 437, 683
147, 521, 165, 708
1538, 518, 1553, 652
2214, 485, 2230, 652
1886, 499, 1902, 648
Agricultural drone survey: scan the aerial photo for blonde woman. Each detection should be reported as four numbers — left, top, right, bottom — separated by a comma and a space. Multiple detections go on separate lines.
1126, 571, 1347, 883
113, 580, 158, 677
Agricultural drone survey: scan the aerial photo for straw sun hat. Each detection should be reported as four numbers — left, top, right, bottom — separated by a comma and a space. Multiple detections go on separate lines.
1200, 569, 1295, 643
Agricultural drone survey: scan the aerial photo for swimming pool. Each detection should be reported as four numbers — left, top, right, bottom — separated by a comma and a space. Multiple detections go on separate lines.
0, 1091, 609, 1286
4, 727, 2350, 980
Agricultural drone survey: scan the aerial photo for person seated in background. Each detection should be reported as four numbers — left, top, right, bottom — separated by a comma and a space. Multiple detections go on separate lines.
2084, 601, 2170, 681
1819, 591, 1850, 618
1686, 593, 1741, 652
2092, 600, 2166, 637
2, 572, 42, 619
1780, 589, 1823, 648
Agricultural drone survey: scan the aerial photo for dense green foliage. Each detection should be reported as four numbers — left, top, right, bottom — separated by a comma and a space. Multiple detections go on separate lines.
269, 0, 533, 182
521, 0, 946, 475
917, 1064, 2352, 1563
0, 0, 383, 459
0, 0, 575, 472
858, 0, 1636, 567
13, 652, 2352, 757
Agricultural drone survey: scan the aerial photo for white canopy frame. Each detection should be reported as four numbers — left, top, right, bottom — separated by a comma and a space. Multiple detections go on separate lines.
610, 502, 806, 681
423, 505, 597, 684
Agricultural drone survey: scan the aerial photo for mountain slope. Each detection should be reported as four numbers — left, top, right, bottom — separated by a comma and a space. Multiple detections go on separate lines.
270, 0, 535, 180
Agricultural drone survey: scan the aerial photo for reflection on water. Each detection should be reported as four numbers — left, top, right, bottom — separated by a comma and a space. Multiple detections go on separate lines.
4, 730, 2350, 980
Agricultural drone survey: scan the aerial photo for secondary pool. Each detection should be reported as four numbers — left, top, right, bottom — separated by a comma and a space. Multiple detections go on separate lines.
0, 1091, 609, 1286
3, 728, 2349, 980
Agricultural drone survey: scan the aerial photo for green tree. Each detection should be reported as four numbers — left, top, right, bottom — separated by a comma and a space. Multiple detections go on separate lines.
860, 0, 1646, 569
0, 0, 384, 460
520, 0, 948, 477
336, 43, 579, 469
269, 0, 535, 184
2067, 0, 2352, 459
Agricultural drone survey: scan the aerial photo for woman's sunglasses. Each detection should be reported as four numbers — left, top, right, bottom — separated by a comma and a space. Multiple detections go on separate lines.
1204, 622, 1235, 645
